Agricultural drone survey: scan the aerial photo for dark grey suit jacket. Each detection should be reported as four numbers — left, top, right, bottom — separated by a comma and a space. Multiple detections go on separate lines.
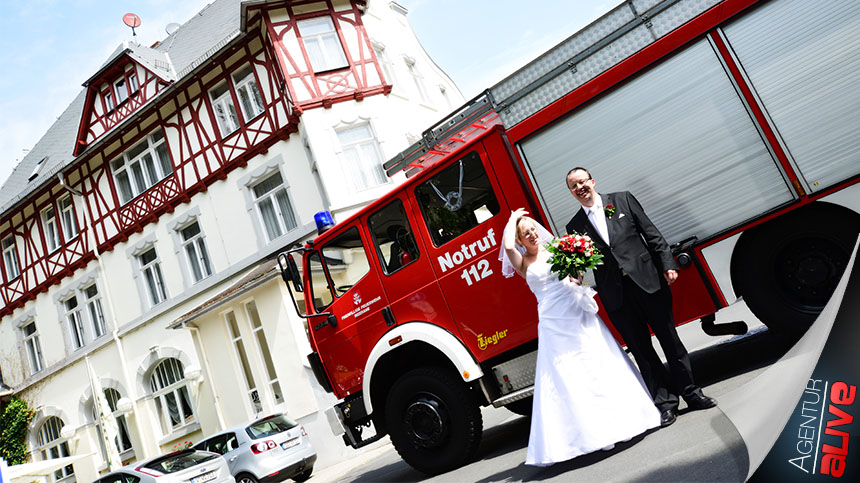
565, 191, 678, 311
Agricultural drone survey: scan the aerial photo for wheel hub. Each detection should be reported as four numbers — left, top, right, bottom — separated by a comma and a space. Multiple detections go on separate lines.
776, 237, 846, 311
403, 394, 449, 448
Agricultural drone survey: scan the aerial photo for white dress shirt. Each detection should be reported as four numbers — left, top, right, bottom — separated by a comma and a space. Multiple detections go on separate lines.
585, 195, 610, 246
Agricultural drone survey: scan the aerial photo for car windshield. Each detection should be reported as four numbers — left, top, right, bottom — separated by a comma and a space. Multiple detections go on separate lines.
143, 450, 218, 474
246, 415, 298, 439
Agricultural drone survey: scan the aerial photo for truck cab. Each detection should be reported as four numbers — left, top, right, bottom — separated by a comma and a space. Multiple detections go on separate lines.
291, 125, 543, 472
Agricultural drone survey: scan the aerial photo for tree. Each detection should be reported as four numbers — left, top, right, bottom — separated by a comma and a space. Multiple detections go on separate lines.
0, 397, 35, 465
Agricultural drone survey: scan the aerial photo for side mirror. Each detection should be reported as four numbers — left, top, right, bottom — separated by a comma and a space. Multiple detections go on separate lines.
278, 252, 304, 293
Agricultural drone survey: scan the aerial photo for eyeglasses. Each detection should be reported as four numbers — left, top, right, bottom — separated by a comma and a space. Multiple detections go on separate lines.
568, 178, 592, 190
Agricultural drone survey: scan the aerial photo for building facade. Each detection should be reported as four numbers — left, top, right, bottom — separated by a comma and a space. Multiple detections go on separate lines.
0, 1, 462, 481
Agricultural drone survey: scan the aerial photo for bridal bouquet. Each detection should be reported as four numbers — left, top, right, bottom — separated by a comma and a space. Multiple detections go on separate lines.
545, 233, 603, 281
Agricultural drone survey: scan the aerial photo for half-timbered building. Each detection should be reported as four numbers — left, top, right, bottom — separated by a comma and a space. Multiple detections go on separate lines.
0, 1, 462, 480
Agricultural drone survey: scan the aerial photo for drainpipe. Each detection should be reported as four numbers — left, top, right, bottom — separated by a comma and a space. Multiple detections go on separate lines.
186, 323, 226, 429
57, 173, 143, 421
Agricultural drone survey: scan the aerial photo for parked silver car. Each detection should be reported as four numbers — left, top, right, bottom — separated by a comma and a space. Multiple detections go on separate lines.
193, 414, 316, 483
92, 449, 235, 483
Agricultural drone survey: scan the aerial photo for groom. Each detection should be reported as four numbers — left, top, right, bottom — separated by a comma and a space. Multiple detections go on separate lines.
565, 167, 716, 427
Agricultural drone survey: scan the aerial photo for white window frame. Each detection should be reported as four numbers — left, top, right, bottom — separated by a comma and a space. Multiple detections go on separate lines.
42, 206, 61, 252
84, 284, 107, 339
297, 16, 349, 72
114, 76, 129, 104
252, 172, 298, 242
245, 301, 283, 405
59, 196, 79, 241
110, 129, 173, 204
225, 311, 262, 414
210, 80, 240, 135
63, 296, 86, 351
91, 388, 134, 457
138, 247, 167, 306
22, 321, 44, 374
373, 44, 397, 88
405, 57, 429, 103
149, 358, 196, 434
3, 235, 20, 280
36, 417, 74, 483
232, 65, 265, 123
103, 89, 114, 112
180, 221, 212, 283
127, 72, 139, 95
336, 124, 388, 191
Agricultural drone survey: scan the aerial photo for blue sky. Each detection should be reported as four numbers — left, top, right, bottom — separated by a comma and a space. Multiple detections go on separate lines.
0, 0, 613, 185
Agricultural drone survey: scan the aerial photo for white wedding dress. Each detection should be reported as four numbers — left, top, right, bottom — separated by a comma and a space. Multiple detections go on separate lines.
525, 250, 660, 466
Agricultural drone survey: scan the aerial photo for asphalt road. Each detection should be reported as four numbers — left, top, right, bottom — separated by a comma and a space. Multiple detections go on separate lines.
317, 302, 795, 482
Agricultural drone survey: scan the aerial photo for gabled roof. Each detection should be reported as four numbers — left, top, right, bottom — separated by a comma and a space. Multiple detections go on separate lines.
83, 42, 177, 88
0, 0, 247, 214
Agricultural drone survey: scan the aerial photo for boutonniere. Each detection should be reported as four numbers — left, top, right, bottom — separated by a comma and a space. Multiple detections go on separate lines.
604, 204, 616, 218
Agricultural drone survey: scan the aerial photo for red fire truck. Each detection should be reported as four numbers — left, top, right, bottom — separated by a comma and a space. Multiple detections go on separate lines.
278, 0, 860, 473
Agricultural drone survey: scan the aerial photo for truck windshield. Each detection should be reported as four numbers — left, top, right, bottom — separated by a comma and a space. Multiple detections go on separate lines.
415, 151, 500, 246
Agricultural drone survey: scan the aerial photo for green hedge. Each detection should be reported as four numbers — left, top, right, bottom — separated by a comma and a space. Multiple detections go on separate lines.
0, 397, 35, 465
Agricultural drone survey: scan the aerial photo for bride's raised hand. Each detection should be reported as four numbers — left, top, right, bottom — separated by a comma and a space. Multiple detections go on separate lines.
510, 208, 529, 220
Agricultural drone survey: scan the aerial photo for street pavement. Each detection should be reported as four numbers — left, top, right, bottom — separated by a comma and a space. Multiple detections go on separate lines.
311, 301, 793, 482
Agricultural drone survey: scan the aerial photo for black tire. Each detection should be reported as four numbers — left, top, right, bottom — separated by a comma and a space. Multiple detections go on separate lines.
236, 474, 258, 483
384, 366, 483, 474
504, 397, 533, 417
732, 203, 860, 335
293, 468, 313, 482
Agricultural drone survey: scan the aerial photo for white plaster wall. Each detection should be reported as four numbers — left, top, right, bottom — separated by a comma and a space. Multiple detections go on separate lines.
301, 1, 465, 217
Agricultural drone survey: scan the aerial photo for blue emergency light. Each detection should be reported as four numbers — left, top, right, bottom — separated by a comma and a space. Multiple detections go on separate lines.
314, 210, 335, 233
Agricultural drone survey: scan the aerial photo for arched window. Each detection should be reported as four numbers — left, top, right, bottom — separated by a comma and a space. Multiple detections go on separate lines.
36, 416, 74, 482
90, 388, 133, 458
149, 358, 195, 433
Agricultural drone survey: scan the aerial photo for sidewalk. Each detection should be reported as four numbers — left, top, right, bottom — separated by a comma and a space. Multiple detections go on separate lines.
312, 440, 394, 482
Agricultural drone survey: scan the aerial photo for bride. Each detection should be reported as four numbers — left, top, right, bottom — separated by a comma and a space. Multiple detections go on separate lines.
501, 208, 660, 466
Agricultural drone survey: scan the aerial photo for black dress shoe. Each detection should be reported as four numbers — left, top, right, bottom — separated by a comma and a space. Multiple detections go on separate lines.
686, 394, 718, 410
660, 408, 677, 427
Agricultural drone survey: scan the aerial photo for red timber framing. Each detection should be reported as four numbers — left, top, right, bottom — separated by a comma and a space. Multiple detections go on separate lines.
0, 21, 298, 316
264, 0, 390, 111
74, 57, 170, 156
0, 192, 93, 313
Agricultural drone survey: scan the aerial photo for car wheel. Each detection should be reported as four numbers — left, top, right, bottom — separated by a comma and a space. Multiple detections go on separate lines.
236, 473, 258, 483
384, 366, 483, 474
292, 468, 313, 482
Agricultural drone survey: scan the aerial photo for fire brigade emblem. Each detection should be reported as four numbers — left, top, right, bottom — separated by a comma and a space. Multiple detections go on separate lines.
353, 292, 362, 306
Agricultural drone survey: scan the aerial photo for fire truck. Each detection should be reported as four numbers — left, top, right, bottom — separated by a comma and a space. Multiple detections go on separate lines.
278, 0, 860, 473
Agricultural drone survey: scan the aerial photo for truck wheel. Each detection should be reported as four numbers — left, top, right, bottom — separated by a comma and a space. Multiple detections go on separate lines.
732, 203, 859, 335
384, 366, 482, 474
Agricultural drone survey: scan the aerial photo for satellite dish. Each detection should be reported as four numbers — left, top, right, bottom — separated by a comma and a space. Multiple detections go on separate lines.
166, 22, 181, 35
123, 13, 141, 36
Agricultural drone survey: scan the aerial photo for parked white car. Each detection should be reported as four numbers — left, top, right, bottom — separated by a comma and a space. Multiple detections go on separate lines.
194, 414, 316, 483
92, 449, 235, 483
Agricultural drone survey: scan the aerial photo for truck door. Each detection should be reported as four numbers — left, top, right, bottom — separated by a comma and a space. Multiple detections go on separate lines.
366, 196, 457, 335
305, 224, 389, 397
410, 147, 539, 361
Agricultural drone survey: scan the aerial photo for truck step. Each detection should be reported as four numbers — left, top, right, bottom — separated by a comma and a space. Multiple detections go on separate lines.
492, 386, 534, 408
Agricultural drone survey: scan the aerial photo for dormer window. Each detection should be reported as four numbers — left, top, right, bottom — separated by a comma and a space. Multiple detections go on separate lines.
103, 90, 114, 111
115, 77, 128, 104
102, 67, 139, 112
297, 16, 348, 72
